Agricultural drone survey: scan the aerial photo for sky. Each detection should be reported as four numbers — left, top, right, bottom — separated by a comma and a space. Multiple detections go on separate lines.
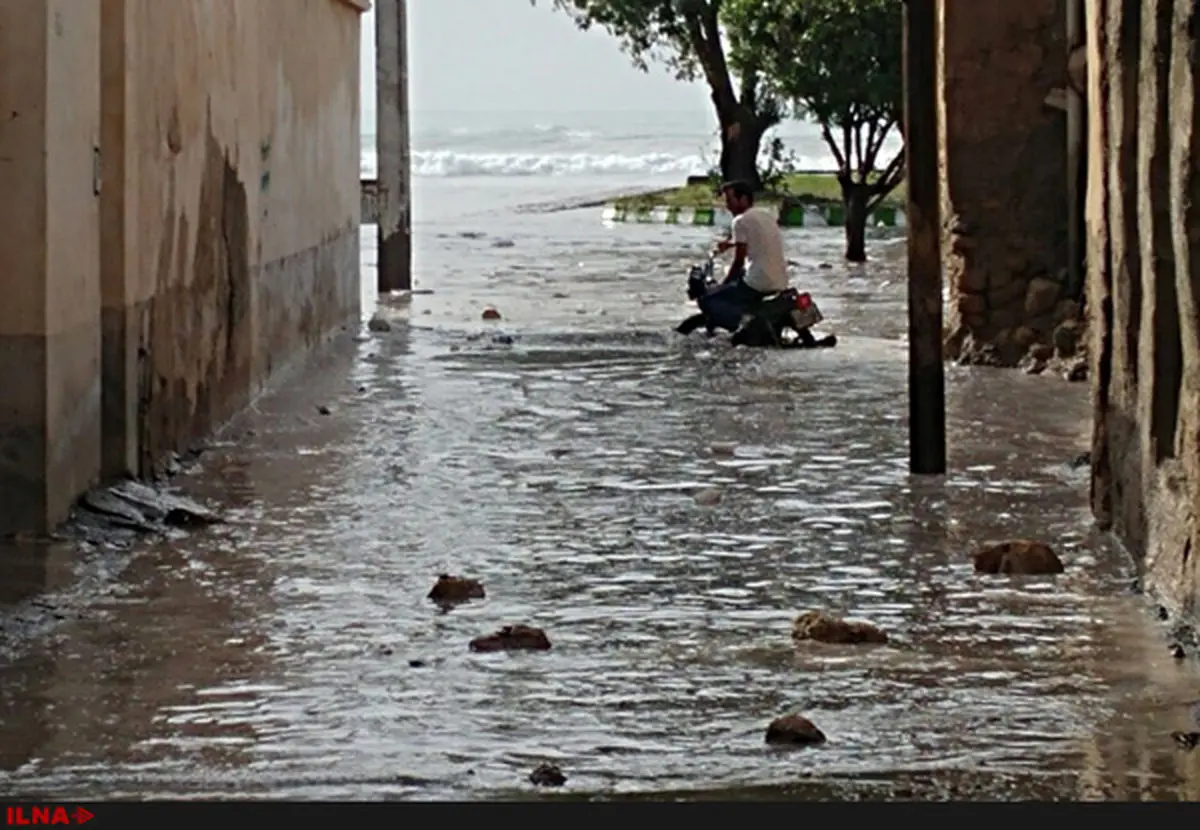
359, 0, 712, 125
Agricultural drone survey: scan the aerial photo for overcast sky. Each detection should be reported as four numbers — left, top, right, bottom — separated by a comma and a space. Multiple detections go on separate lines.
359, 0, 711, 120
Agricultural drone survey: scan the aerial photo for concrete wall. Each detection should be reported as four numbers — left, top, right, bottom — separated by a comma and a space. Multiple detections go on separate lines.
940, 0, 1076, 367
1087, 0, 1198, 620
102, 0, 364, 477
0, 1, 103, 536
0, 0, 365, 536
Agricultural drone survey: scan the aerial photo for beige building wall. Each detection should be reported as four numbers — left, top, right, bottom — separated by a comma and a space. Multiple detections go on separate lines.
0, 0, 103, 536
102, 0, 365, 477
1, 0, 365, 536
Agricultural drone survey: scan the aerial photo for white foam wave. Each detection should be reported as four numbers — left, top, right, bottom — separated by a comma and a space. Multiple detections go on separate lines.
362, 149, 707, 178
443, 123, 598, 142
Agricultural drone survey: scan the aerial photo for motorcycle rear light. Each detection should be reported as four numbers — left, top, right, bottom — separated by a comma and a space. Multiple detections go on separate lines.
795, 293, 813, 309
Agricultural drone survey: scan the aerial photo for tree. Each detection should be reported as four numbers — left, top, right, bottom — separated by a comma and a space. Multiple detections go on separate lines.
536, 0, 782, 190
729, 0, 905, 262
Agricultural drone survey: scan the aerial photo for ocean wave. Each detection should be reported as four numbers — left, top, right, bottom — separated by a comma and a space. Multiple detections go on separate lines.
362, 149, 707, 178
443, 123, 598, 142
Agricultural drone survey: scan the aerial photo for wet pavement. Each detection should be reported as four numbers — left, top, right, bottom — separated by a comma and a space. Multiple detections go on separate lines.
1, 205, 1199, 801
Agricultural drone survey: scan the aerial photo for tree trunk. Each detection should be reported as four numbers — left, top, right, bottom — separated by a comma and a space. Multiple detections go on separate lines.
841, 181, 870, 262
717, 116, 765, 190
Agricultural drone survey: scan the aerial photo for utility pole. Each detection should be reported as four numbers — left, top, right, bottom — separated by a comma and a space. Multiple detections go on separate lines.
903, 0, 946, 474
375, 0, 412, 292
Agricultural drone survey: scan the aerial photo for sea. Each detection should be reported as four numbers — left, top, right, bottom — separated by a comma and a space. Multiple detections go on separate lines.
356, 108, 904, 324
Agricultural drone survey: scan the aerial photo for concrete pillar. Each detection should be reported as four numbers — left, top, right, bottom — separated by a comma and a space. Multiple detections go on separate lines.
375, 0, 412, 292
0, 0, 103, 537
940, 0, 1070, 366
99, 0, 139, 479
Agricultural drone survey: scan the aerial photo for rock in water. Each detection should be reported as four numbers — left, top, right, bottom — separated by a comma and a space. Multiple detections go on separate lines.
481, 307, 502, 321
529, 763, 567, 787
367, 314, 392, 332
973, 540, 1064, 575
765, 714, 827, 747
792, 610, 888, 645
427, 574, 485, 604
469, 624, 551, 653
694, 488, 723, 507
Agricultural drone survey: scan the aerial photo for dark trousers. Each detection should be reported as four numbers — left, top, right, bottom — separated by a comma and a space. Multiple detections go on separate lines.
698, 279, 766, 332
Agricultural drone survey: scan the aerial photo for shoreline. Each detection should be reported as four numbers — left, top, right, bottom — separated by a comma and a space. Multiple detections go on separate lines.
610, 171, 908, 212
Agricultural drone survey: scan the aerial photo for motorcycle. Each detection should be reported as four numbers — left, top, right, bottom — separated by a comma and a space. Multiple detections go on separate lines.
674, 257, 838, 349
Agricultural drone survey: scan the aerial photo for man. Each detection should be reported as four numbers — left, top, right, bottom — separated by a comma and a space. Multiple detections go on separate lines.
697, 180, 789, 333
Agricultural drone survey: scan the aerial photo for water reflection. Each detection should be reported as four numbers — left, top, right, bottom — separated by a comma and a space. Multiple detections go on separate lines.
0, 212, 1197, 800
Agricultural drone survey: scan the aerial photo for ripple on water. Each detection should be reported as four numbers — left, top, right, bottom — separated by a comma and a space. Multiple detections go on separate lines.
2, 221, 1199, 802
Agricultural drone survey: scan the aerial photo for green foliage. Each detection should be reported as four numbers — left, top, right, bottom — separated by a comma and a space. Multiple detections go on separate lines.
533, 0, 785, 184
725, 0, 905, 207
533, 0, 714, 82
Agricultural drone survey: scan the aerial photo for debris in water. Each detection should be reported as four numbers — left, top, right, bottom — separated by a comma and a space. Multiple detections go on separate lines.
792, 610, 888, 645
694, 488, 723, 507
367, 314, 392, 333
469, 624, 551, 653
529, 763, 567, 787
72, 479, 223, 539
972, 540, 1064, 575
709, 443, 737, 457
428, 574, 485, 604
765, 714, 827, 747
1171, 731, 1199, 751
1171, 643, 1186, 660
482, 307, 502, 321
317, 405, 332, 416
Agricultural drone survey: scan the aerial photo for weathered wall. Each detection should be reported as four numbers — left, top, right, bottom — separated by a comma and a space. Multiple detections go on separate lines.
1, 0, 364, 537
1087, 0, 1198, 620
940, 0, 1076, 368
101, 0, 364, 478
0, 0, 103, 536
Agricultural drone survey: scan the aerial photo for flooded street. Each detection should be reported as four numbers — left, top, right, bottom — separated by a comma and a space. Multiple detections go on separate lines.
2, 191, 1199, 801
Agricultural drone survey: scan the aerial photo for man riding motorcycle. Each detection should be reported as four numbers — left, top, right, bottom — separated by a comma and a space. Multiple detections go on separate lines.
690, 180, 790, 334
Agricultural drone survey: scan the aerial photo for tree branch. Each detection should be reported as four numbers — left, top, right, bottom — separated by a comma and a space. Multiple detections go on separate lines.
684, 9, 740, 117
841, 121, 852, 178
863, 118, 894, 174
865, 149, 906, 211
820, 123, 848, 172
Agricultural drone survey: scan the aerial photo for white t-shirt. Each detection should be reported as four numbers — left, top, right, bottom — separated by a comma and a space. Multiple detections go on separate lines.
731, 207, 789, 294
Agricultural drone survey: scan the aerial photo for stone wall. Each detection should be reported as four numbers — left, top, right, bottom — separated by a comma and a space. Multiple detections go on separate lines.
939, 0, 1078, 368
1086, 0, 1199, 620
0, 0, 366, 537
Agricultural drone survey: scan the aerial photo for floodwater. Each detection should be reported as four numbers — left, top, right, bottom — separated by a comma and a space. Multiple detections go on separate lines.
2, 184, 1199, 801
